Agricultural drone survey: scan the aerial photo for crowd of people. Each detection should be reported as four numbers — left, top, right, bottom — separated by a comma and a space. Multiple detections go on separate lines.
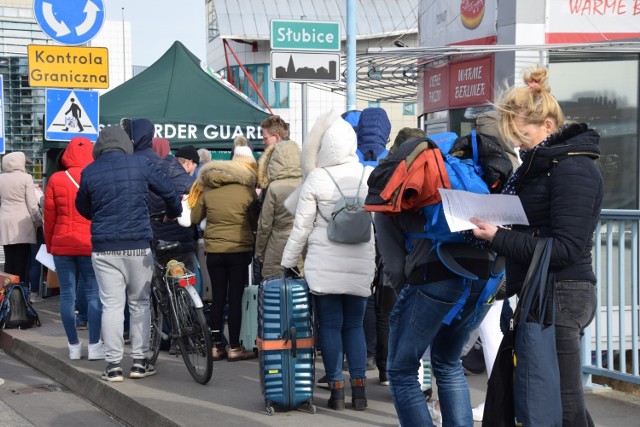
0, 65, 602, 426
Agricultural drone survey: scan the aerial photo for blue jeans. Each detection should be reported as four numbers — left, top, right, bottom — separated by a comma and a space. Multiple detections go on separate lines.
388, 279, 492, 427
315, 294, 368, 381
546, 280, 597, 427
54, 256, 102, 344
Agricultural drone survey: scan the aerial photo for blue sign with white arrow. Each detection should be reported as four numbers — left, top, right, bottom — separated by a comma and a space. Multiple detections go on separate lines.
33, 0, 105, 46
45, 89, 99, 142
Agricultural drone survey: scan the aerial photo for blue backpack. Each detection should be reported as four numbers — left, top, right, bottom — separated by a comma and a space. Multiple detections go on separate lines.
0, 283, 41, 329
405, 130, 508, 327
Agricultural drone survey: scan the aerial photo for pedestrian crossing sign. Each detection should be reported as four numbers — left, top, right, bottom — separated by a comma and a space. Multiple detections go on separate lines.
45, 89, 99, 142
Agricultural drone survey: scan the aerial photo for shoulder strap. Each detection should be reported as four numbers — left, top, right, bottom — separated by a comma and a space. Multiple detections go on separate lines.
322, 165, 366, 198
65, 170, 80, 188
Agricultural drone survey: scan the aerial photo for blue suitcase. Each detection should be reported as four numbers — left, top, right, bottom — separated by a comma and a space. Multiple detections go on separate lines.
258, 276, 315, 415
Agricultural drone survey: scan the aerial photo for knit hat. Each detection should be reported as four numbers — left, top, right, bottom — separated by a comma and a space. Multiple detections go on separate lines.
232, 145, 257, 165
233, 135, 248, 147
390, 127, 426, 153
175, 145, 199, 164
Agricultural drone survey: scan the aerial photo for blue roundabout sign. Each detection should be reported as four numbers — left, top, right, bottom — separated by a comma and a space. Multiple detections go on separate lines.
33, 0, 105, 46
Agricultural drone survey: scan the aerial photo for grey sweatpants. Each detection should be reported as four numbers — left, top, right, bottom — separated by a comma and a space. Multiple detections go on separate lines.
92, 249, 153, 364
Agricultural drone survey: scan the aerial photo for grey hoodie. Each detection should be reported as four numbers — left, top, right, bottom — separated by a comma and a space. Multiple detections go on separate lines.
93, 126, 133, 159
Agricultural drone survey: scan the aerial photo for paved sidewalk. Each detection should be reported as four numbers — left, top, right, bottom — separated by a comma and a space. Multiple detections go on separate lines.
1, 296, 639, 426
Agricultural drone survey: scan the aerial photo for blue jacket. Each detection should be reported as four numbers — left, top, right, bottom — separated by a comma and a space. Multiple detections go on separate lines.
491, 123, 603, 295
152, 155, 198, 252
76, 147, 181, 252
356, 107, 391, 161
131, 119, 169, 218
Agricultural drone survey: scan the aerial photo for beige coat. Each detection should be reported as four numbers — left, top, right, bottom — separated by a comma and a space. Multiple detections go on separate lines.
255, 141, 302, 279
0, 152, 42, 245
191, 160, 258, 254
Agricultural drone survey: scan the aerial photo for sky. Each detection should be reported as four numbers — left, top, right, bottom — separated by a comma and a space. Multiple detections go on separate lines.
104, 1, 207, 67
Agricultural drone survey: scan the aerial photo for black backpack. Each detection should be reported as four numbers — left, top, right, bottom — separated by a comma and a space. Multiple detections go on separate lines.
0, 284, 41, 329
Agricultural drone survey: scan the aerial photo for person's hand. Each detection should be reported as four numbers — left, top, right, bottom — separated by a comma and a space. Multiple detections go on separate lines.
470, 217, 498, 242
163, 215, 177, 223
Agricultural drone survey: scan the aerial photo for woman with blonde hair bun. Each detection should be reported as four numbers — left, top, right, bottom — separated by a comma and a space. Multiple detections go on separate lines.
472, 66, 602, 426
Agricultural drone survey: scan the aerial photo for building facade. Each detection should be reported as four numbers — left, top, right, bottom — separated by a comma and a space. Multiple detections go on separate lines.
417, 0, 639, 210
204, 0, 420, 145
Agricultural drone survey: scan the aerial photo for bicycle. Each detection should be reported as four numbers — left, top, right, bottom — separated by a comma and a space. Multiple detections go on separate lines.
147, 238, 213, 384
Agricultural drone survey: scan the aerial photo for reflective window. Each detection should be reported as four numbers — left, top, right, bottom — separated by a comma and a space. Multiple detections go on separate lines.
221, 64, 289, 109
550, 56, 639, 209
207, 0, 219, 41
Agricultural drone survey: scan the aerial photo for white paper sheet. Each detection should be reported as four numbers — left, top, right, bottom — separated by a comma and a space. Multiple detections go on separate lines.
35, 244, 56, 272
438, 188, 529, 232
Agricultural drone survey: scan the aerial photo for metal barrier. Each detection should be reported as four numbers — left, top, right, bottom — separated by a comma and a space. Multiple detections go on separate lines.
583, 209, 640, 387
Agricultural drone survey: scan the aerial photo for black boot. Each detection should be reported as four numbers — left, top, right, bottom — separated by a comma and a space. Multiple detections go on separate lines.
328, 380, 345, 410
350, 378, 367, 410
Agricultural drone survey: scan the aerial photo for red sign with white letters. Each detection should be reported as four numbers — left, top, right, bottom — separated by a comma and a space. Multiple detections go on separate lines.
423, 65, 449, 113
448, 55, 494, 108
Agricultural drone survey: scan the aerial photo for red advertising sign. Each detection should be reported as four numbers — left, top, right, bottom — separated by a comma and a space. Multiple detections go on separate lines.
448, 55, 494, 108
423, 65, 449, 113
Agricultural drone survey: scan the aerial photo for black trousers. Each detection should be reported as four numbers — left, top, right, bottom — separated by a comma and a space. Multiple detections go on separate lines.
3, 243, 32, 283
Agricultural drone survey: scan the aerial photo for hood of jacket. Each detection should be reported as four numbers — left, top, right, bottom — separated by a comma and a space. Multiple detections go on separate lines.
257, 140, 302, 189
1, 151, 26, 172
199, 160, 257, 189
131, 119, 155, 151
301, 109, 358, 177
93, 126, 134, 159
62, 137, 94, 169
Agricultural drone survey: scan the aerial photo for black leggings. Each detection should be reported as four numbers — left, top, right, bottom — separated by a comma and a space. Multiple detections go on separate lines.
206, 251, 251, 347
3, 244, 32, 283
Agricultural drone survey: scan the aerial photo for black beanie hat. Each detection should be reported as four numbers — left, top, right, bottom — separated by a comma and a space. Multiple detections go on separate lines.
175, 145, 200, 164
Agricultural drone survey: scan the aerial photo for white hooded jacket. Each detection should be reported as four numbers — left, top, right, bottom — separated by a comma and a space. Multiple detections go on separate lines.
281, 110, 375, 297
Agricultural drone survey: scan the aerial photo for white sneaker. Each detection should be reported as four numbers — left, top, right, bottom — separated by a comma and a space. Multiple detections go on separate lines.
472, 402, 485, 422
427, 400, 442, 427
88, 341, 106, 360
68, 340, 82, 360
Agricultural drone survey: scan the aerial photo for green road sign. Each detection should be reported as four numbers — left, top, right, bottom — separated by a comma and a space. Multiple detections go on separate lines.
270, 20, 340, 52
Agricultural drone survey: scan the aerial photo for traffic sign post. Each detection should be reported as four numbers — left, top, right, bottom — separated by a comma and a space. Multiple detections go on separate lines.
271, 51, 340, 82
33, 0, 105, 46
271, 20, 340, 51
45, 88, 100, 142
28, 45, 109, 89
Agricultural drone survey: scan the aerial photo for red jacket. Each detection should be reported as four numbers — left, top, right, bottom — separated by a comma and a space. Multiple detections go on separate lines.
44, 137, 94, 256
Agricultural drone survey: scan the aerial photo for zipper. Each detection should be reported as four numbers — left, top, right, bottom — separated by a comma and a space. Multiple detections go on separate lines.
516, 150, 537, 192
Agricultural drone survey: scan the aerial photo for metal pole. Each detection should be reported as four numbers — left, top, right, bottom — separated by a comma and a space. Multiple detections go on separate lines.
301, 83, 307, 139
346, 0, 356, 110
121, 7, 126, 80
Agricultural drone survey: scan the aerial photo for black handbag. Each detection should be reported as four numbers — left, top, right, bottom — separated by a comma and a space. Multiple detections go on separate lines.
482, 238, 559, 427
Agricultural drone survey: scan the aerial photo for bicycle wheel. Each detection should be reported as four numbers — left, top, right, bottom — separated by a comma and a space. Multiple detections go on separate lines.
148, 287, 164, 365
174, 286, 213, 384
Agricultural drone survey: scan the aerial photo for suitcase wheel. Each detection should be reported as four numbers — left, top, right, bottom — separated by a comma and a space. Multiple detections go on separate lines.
266, 404, 275, 416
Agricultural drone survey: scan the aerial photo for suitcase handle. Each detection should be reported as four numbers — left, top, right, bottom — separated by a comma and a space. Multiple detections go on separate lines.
290, 326, 297, 358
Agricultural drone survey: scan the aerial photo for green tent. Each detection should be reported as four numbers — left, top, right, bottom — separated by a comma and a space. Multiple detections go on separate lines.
99, 41, 269, 150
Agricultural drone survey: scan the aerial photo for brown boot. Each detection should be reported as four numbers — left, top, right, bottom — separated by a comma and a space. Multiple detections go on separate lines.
212, 344, 227, 361
350, 378, 367, 410
227, 345, 257, 362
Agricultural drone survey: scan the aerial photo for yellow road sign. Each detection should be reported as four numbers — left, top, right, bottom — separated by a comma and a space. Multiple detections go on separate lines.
28, 45, 109, 89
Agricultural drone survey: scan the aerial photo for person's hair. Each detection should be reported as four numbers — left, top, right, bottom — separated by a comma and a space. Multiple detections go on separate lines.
176, 157, 190, 165
496, 66, 565, 143
233, 135, 248, 147
260, 115, 289, 139
197, 148, 211, 163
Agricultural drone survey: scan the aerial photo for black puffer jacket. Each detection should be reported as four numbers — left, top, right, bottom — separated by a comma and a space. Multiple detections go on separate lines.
151, 155, 197, 252
490, 123, 603, 295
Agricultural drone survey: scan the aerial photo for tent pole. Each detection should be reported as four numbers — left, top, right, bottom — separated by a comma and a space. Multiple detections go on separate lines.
223, 40, 273, 114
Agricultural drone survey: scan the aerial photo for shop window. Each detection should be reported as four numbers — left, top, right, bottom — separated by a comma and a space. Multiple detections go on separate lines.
550, 55, 639, 209
368, 101, 381, 108
224, 64, 289, 109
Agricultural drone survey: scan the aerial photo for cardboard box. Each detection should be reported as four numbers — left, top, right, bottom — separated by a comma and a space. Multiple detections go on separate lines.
0, 271, 20, 286
46, 269, 59, 289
